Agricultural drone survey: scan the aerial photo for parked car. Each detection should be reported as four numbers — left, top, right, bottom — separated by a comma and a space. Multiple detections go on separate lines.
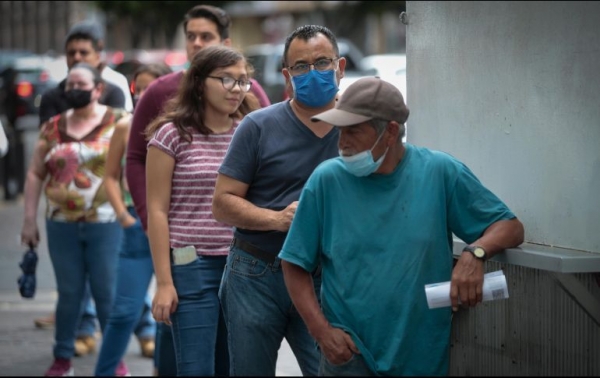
360, 53, 406, 96
339, 53, 407, 97
244, 38, 366, 104
0, 53, 64, 200
0, 54, 64, 129
1, 49, 35, 70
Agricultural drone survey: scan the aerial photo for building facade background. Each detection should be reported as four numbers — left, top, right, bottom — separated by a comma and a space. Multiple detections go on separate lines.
0, 1, 406, 57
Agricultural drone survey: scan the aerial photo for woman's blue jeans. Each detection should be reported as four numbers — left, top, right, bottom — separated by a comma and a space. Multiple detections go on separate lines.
46, 219, 122, 360
94, 207, 158, 375
77, 285, 154, 340
170, 254, 229, 376
219, 247, 321, 376
156, 322, 177, 376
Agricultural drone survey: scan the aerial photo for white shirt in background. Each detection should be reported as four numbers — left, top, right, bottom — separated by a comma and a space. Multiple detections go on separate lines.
0, 119, 8, 158
102, 65, 133, 112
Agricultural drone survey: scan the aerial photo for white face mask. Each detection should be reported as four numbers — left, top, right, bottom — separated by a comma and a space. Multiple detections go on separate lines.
339, 130, 388, 177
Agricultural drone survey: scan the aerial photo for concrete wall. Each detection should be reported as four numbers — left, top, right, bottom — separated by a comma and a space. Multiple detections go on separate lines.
406, 1, 600, 254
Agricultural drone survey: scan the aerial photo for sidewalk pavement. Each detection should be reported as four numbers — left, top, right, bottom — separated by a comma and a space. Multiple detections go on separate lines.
0, 289, 155, 376
0, 196, 302, 376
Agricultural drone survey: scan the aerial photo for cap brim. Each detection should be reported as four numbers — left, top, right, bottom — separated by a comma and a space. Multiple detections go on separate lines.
310, 108, 372, 126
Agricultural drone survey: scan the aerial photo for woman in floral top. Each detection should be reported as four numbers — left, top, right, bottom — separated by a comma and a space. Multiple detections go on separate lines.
20, 62, 127, 377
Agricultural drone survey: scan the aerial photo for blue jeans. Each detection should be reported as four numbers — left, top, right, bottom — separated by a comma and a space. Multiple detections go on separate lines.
219, 247, 320, 376
79, 287, 154, 340
77, 288, 156, 339
46, 219, 122, 360
318, 353, 374, 376
170, 254, 229, 376
77, 252, 153, 336
76, 283, 98, 337
156, 322, 178, 376
94, 208, 158, 375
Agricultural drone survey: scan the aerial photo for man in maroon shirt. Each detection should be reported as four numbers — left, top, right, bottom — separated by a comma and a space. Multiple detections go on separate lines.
126, 4, 270, 231
125, 5, 270, 376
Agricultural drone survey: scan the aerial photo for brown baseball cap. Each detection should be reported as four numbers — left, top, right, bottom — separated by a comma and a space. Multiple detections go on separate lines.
311, 76, 409, 126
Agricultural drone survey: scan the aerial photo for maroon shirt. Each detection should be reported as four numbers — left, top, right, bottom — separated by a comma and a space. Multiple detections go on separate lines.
125, 70, 270, 230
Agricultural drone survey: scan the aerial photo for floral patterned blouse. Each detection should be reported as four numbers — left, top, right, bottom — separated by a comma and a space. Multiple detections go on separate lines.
40, 108, 127, 223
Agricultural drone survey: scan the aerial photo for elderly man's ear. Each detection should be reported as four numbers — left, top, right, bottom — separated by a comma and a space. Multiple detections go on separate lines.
336, 57, 347, 80
385, 121, 401, 145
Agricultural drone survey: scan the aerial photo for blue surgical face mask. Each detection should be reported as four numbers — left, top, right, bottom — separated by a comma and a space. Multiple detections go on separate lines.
340, 130, 388, 177
291, 69, 338, 108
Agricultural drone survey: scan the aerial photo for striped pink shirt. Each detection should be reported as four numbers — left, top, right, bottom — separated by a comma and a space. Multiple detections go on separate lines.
148, 122, 237, 256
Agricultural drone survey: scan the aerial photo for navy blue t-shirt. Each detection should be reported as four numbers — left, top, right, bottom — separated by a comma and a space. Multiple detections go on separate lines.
218, 100, 339, 254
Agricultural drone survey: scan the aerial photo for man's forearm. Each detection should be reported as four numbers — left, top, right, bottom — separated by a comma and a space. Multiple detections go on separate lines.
281, 261, 330, 341
474, 218, 525, 259
213, 193, 281, 231
125, 152, 147, 230
126, 118, 149, 230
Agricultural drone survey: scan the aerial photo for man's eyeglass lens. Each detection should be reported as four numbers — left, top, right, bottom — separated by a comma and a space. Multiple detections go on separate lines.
290, 59, 336, 75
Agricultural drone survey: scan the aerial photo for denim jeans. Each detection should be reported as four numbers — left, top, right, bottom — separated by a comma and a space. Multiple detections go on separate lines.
170, 254, 229, 376
94, 208, 158, 375
219, 247, 321, 376
46, 219, 122, 359
79, 288, 154, 339
318, 353, 374, 376
156, 322, 178, 376
78, 286, 154, 340
76, 283, 98, 337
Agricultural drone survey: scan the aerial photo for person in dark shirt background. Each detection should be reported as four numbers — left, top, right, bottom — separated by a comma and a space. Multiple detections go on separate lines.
39, 21, 130, 126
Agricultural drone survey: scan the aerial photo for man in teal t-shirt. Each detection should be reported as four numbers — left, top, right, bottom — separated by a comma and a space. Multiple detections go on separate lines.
278, 77, 525, 376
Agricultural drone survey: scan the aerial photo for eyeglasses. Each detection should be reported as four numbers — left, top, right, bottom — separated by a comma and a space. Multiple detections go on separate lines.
287, 58, 338, 76
207, 76, 252, 92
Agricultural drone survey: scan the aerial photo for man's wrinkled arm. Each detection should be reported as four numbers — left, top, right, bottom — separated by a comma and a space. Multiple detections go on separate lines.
282, 260, 360, 364
451, 218, 525, 310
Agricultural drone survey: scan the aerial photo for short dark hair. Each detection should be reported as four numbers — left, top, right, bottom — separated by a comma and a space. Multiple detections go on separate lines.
282, 25, 339, 68
65, 21, 104, 52
182, 5, 231, 40
133, 63, 173, 82
69, 62, 103, 86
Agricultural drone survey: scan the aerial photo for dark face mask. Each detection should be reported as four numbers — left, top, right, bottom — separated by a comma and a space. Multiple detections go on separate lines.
65, 89, 93, 109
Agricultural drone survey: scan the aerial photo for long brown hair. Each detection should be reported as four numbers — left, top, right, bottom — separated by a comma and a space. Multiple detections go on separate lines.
145, 45, 259, 142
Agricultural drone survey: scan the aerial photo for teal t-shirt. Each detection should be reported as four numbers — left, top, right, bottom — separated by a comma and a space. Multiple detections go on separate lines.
279, 144, 516, 376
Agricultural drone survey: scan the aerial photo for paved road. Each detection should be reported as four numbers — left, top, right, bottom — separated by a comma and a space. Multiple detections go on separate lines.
0, 196, 302, 376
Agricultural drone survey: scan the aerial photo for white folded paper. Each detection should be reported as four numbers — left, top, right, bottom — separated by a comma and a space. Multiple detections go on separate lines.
424, 270, 509, 309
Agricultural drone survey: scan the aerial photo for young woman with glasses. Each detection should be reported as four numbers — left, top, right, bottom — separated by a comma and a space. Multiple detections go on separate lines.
144, 45, 259, 376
